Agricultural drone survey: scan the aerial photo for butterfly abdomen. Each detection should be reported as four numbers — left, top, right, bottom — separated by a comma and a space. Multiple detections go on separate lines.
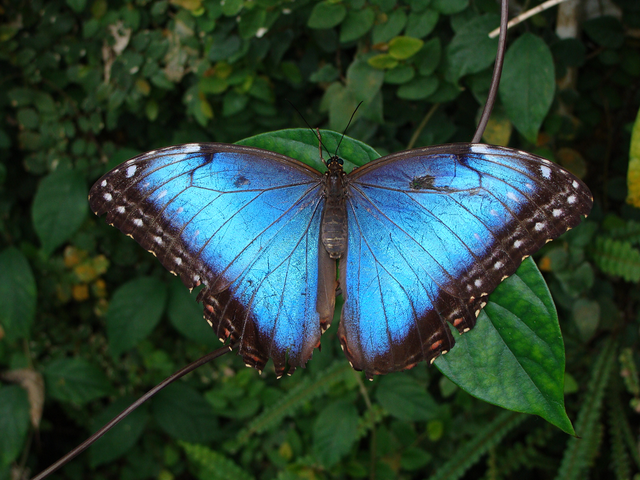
321, 161, 348, 259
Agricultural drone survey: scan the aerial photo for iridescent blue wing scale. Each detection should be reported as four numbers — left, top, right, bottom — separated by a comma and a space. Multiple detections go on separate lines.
339, 143, 592, 377
89, 144, 336, 377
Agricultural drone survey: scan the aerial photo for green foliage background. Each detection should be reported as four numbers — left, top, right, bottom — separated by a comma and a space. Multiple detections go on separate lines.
1, 0, 640, 479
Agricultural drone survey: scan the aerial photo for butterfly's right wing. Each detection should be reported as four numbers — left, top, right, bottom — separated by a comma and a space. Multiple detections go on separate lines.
89, 144, 336, 376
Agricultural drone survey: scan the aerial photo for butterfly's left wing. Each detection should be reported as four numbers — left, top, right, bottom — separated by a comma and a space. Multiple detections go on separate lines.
339, 143, 592, 378
89, 144, 337, 376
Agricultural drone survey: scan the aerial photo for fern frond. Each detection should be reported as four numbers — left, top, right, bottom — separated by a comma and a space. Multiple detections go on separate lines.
608, 383, 633, 480
619, 348, 640, 396
426, 410, 527, 480
555, 337, 618, 480
490, 425, 555, 477
180, 441, 255, 480
592, 237, 640, 282
608, 220, 640, 245
229, 361, 353, 451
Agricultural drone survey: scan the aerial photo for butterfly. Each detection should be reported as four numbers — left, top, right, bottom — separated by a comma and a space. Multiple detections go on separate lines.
89, 134, 592, 379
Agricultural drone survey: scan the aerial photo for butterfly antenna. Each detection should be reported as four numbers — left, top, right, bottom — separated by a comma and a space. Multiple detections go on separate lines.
472, 0, 509, 143
286, 99, 333, 161
30, 346, 232, 480
335, 101, 363, 157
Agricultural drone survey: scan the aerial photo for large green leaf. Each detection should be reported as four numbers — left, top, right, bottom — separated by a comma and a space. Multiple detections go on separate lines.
0, 247, 36, 341
42, 358, 113, 405
375, 374, 440, 421
152, 383, 219, 442
436, 258, 574, 435
0, 386, 30, 469
313, 400, 359, 467
89, 397, 149, 467
446, 14, 499, 81
499, 33, 555, 143
106, 276, 167, 357
32, 169, 88, 255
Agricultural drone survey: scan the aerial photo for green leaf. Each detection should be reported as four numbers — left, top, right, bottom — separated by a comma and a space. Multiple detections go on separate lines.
221, 0, 243, 16
384, 65, 415, 84
372, 9, 407, 44
368, 54, 399, 70
388, 36, 424, 60
236, 128, 379, 173
0, 386, 30, 469
66, 0, 86, 13
431, 0, 468, 14
405, 9, 438, 39
401, 446, 432, 470
340, 8, 375, 43
106, 277, 167, 357
89, 397, 149, 467
346, 57, 385, 103
447, 13, 499, 81
43, 358, 113, 405
375, 374, 440, 421
238, 7, 266, 39
313, 400, 359, 467
167, 277, 218, 344
397, 76, 439, 99
414, 37, 441, 76
32, 169, 88, 255
499, 33, 555, 143
223, 91, 248, 116
583, 16, 624, 49
435, 258, 574, 435
0, 248, 36, 341
308, 1, 347, 29
152, 383, 219, 442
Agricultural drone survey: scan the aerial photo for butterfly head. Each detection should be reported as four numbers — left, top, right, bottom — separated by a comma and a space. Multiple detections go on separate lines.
325, 155, 344, 173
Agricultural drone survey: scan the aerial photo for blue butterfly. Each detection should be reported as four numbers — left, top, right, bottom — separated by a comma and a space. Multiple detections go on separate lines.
89, 135, 592, 378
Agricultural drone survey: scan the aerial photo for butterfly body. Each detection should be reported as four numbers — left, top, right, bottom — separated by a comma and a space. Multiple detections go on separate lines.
320, 156, 349, 259
89, 140, 592, 378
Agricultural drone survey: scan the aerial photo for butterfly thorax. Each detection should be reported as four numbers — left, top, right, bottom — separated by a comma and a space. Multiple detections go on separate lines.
321, 156, 348, 259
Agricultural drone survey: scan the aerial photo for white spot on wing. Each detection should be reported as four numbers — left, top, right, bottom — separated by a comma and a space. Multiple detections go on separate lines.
572, 180, 579, 188
470, 144, 492, 155
116, 206, 125, 213
182, 144, 201, 153
514, 240, 523, 248
175, 257, 182, 265
567, 195, 576, 204
103, 193, 112, 201
494, 261, 503, 269
474, 279, 482, 287
535, 222, 545, 231
133, 218, 143, 226
553, 208, 562, 217
154, 236, 163, 244
101, 180, 107, 187
507, 192, 519, 202
157, 189, 167, 199
540, 165, 551, 179
126, 165, 137, 177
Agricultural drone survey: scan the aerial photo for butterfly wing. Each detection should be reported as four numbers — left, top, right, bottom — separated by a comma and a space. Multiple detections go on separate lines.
339, 143, 593, 377
89, 144, 337, 376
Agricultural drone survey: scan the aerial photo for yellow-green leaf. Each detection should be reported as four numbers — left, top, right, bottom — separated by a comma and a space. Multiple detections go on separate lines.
627, 107, 640, 208
368, 54, 399, 70
388, 36, 424, 60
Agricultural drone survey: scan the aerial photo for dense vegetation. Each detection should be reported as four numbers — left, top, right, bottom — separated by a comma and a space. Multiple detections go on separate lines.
1, 0, 639, 479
